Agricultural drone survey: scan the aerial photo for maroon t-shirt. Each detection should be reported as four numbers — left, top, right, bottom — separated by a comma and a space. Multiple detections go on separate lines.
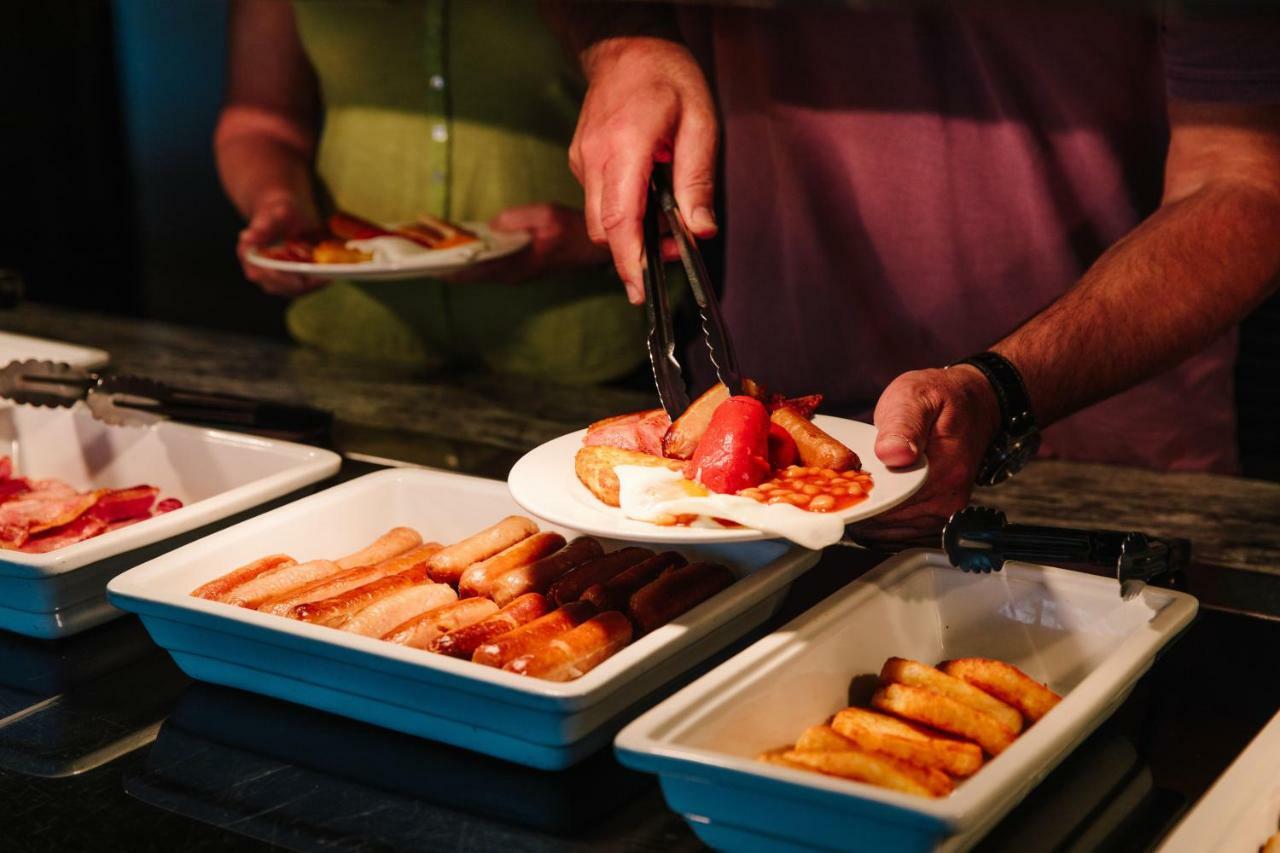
697, 7, 1280, 473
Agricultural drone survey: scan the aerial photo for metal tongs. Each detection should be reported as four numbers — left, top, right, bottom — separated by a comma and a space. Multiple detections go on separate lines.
642, 164, 742, 418
0, 359, 332, 439
942, 505, 1191, 600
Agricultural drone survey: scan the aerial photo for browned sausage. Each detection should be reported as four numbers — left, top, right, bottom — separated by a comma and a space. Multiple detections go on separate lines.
547, 547, 653, 607
487, 536, 604, 607
427, 516, 539, 584
292, 565, 429, 626
471, 602, 596, 668
628, 563, 735, 634
191, 554, 295, 600
428, 593, 550, 659
770, 406, 859, 471
457, 532, 566, 599
580, 551, 686, 612
503, 611, 633, 681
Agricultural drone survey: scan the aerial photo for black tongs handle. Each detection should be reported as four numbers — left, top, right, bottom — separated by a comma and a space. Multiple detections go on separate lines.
642, 176, 691, 418
124, 386, 332, 435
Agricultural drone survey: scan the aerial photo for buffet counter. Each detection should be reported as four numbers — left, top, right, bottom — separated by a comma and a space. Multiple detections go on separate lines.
1, 303, 1277, 851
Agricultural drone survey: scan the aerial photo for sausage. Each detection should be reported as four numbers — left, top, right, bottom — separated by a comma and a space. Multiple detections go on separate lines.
627, 562, 735, 634
221, 559, 345, 609
257, 542, 443, 617
429, 593, 551, 658
427, 516, 539, 584
381, 597, 500, 648
191, 554, 295, 600
293, 565, 429, 626
580, 551, 687, 612
338, 582, 457, 637
336, 527, 423, 570
546, 547, 653, 607
457, 532, 566, 599
471, 602, 596, 668
503, 611, 633, 681
488, 536, 604, 607
770, 406, 859, 472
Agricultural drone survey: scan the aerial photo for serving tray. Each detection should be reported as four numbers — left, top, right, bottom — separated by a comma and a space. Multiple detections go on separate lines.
615, 549, 1198, 851
108, 467, 821, 769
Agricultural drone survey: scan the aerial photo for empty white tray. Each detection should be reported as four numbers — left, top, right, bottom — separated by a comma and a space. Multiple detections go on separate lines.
107, 467, 821, 769
0, 404, 340, 638
1158, 707, 1280, 853
615, 549, 1198, 852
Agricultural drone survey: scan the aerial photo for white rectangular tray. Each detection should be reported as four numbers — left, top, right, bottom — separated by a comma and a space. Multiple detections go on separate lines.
0, 330, 108, 370
0, 404, 340, 638
107, 467, 822, 769
615, 549, 1198, 852
1158, 707, 1280, 853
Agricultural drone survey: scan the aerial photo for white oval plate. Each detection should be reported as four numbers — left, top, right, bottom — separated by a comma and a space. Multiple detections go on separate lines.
246, 223, 531, 282
508, 415, 928, 544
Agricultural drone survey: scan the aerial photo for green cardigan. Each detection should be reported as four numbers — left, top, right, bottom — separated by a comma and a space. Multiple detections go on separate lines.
287, 0, 646, 384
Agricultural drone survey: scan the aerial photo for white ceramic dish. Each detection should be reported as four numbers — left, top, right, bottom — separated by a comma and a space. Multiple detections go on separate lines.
0, 404, 340, 638
246, 223, 530, 282
107, 467, 822, 769
0, 330, 108, 370
1158, 707, 1280, 853
615, 549, 1198, 852
508, 415, 928, 545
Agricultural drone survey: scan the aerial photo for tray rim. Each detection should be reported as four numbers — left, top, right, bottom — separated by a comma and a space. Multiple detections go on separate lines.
614, 548, 1199, 835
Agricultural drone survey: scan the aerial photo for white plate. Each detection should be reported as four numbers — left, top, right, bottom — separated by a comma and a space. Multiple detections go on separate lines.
1158, 707, 1280, 853
0, 403, 340, 638
615, 550, 1198, 852
0, 330, 108, 370
107, 467, 822, 769
245, 223, 531, 282
508, 415, 928, 545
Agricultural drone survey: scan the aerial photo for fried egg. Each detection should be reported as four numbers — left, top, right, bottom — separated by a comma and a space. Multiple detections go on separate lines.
615, 465, 845, 550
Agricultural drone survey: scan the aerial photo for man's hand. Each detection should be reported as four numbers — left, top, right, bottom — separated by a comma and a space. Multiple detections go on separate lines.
236, 190, 324, 297
441, 203, 610, 285
570, 36, 718, 303
849, 365, 1002, 546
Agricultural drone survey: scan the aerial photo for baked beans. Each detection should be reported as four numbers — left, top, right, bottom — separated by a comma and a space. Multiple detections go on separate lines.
739, 466, 874, 513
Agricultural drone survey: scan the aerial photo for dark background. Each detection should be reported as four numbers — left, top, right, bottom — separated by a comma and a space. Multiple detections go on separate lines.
0, 0, 1275, 477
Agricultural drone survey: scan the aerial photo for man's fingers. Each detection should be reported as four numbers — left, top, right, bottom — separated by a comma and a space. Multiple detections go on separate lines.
672, 108, 718, 237
600, 149, 653, 304
873, 374, 941, 468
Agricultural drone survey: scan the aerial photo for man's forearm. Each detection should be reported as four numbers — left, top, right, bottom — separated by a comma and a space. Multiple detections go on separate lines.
992, 181, 1280, 425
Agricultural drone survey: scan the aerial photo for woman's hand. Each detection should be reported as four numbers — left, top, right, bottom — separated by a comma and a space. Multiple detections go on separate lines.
442, 203, 611, 284
236, 190, 325, 297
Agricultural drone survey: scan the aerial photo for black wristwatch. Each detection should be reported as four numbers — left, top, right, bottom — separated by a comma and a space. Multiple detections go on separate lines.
953, 352, 1041, 486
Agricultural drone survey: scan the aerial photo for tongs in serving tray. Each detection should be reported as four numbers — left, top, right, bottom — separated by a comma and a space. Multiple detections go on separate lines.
942, 505, 1191, 600
0, 359, 332, 440
643, 163, 742, 418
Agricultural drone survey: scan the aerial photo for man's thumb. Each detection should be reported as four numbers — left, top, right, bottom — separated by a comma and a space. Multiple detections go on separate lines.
873, 375, 939, 467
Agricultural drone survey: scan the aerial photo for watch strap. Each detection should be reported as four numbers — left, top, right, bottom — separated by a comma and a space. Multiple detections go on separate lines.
955, 351, 1036, 432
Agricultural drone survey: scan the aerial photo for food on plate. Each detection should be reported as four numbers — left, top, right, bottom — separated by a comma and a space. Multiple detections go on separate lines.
190, 516, 743, 681
458, 531, 566, 599
382, 597, 500, 648
777, 737, 954, 798
662, 383, 730, 459
472, 601, 596, 668
427, 515, 539, 585
628, 562, 734, 634
486, 535, 604, 607
581, 550, 686, 611
191, 555, 295, 601
872, 683, 1016, 756
585, 409, 673, 457
880, 657, 1023, 735
293, 564, 433, 626
574, 445, 684, 507
336, 526, 423, 570
0, 458, 182, 554
339, 582, 457, 637
573, 382, 872, 548
762, 656, 1060, 798
259, 210, 480, 265
547, 546, 654, 606
430, 592, 551, 659
770, 406, 858, 472
256, 541, 442, 617
217, 559, 344, 609
940, 658, 1062, 723
504, 610, 633, 681
1265, 832, 1280, 853
830, 707, 983, 777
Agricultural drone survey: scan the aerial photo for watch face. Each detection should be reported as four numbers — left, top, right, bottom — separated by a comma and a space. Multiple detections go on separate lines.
981, 431, 1041, 485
